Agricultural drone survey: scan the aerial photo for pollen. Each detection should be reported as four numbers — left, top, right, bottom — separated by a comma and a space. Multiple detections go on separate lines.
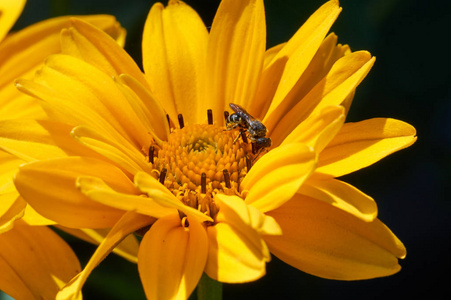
152, 124, 251, 219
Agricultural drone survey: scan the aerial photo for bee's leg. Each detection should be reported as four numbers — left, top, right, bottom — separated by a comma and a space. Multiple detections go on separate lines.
233, 130, 242, 143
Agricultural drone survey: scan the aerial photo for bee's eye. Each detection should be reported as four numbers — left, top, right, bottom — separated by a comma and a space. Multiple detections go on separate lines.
228, 114, 241, 123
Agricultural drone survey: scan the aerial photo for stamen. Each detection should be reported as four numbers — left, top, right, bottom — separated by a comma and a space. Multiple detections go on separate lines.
181, 216, 190, 227
201, 173, 207, 194
223, 169, 231, 188
148, 145, 154, 164
159, 168, 167, 184
252, 142, 256, 154
224, 111, 229, 122
166, 114, 171, 129
178, 114, 184, 129
207, 109, 213, 125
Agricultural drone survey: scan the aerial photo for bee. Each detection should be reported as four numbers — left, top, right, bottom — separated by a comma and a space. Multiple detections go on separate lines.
226, 103, 271, 152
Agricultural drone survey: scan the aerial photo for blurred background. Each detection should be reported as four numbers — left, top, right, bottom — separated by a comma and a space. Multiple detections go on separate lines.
3, 0, 450, 299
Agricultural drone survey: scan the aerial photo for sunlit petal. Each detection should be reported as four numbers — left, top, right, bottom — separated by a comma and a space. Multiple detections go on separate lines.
252, 0, 341, 119
206, 0, 266, 122
14, 157, 128, 228
268, 51, 375, 137
266, 194, 406, 280
279, 105, 345, 150
0, 0, 26, 42
0, 220, 80, 300
143, 0, 208, 125
139, 214, 208, 300
77, 176, 174, 219
298, 178, 378, 221
241, 143, 316, 212
205, 222, 269, 283
0, 119, 99, 162
317, 118, 417, 177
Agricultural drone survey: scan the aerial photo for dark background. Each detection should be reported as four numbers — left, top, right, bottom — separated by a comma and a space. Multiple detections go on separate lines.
6, 0, 450, 299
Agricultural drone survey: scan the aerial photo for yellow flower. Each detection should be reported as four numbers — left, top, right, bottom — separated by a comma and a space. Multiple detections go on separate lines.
0, 0, 132, 298
1, 0, 416, 299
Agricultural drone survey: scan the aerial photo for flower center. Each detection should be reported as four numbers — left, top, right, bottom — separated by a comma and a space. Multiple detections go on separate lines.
152, 124, 251, 220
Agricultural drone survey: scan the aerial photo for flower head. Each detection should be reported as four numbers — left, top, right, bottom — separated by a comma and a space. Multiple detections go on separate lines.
1, 0, 416, 299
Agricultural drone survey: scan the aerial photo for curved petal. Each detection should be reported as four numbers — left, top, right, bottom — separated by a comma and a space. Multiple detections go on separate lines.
240, 143, 316, 212
279, 105, 345, 150
21, 204, 56, 226
204, 222, 269, 283
298, 178, 378, 222
0, 195, 25, 234
251, 0, 341, 119
71, 125, 151, 176
77, 176, 174, 219
138, 214, 208, 300
142, 0, 208, 125
215, 194, 281, 236
14, 157, 129, 228
268, 51, 375, 138
60, 18, 148, 87
0, 0, 26, 42
16, 54, 151, 150
317, 118, 417, 177
57, 211, 152, 300
116, 74, 169, 143
135, 172, 213, 223
0, 220, 81, 300
56, 226, 139, 264
206, 0, 266, 124
0, 14, 125, 120
1, 14, 124, 89
0, 119, 100, 162
265, 194, 406, 280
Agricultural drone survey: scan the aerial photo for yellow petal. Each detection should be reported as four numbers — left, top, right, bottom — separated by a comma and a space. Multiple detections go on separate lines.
56, 226, 138, 263
57, 211, 152, 300
138, 214, 208, 300
0, 119, 100, 162
215, 194, 281, 236
77, 176, 174, 219
60, 18, 148, 88
241, 143, 316, 212
279, 105, 345, 150
0, 14, 124, 120
0, 0, 26, 42
204, 222, 269, 283
0, 220, 80, 300
253, 0, 341, 119
0, 151, 26, 232
16, 54, 151, 149
317, 118, 417, 177
14, 157, 128, 228
142, 0, 208, 125
0, 194, 25, 234
205, 0, 266, 123
21, 204, 56, 226
257, 33, 348, 131
265, 194, 406, 280
299, 178, 378, 221
1, 14, 125, 90
135, 171, 213, 223
71, 125, 151, 176
268, 51, 375, 137
116, 74, 169, 143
